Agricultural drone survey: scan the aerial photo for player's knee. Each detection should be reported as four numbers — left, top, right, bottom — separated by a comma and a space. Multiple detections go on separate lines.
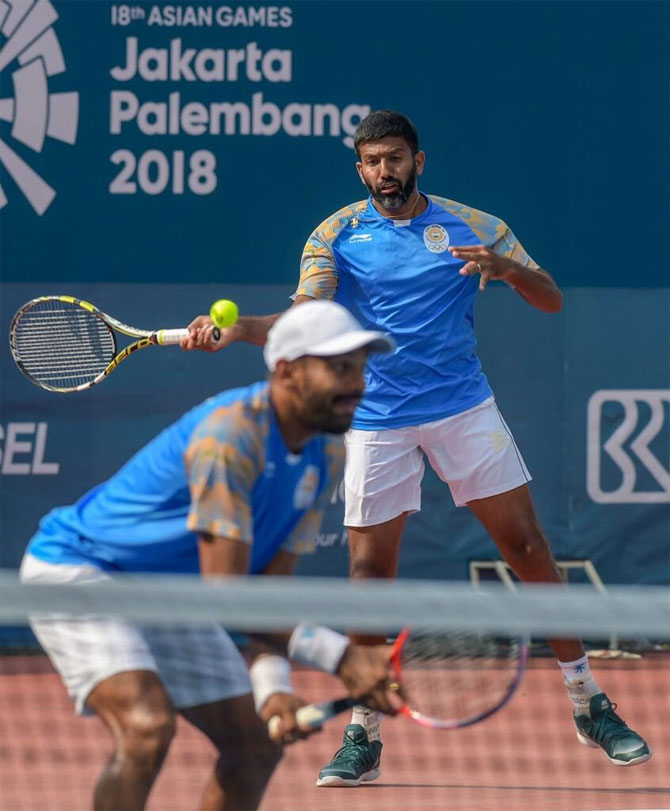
507, 535, 540, 561
501, 528, 560, 580
118, 705, 177, 769
350, 557, 394, 579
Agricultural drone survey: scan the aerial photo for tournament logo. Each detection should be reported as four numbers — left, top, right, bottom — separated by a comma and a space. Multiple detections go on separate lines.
423, 224, 449, 253
293, 465, 320, 510
0, 0, 79, 215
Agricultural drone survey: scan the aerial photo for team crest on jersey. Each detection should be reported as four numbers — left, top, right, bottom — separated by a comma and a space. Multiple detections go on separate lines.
293, 465, 320, 510
423, 224, 449, 253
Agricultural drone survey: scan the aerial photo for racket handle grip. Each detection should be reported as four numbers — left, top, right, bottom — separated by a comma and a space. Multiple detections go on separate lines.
268, 697, 355, 736
154, 329, 190, 345
154, 328, 221, 345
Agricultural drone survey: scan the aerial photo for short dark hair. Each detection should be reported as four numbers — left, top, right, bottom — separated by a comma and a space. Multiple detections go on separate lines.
353, 110, 419, 157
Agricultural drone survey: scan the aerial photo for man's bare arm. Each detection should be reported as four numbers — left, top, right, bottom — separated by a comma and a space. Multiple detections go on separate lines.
181, 295, 314, 352
198, 534, 398, 721
198, 533, 250, 575
448, 245, 563, 313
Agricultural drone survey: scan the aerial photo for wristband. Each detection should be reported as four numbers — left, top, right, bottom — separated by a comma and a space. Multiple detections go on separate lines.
249, 655, 293, 714
288, 621, 350, 674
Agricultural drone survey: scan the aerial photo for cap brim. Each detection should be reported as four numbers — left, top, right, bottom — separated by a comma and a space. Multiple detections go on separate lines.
305, 330, 396, 359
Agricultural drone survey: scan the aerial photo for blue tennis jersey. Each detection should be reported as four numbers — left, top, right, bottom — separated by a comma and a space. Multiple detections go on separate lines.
295, 194, 539, 429
26, 382, 344, 574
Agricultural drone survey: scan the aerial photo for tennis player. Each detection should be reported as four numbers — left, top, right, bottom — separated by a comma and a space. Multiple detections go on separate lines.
19, 301, 397, 810
184, 111, 650, 785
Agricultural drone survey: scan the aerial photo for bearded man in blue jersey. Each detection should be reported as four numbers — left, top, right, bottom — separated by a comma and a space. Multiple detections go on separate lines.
20, 302, 399, 810
185, 111, 650, 784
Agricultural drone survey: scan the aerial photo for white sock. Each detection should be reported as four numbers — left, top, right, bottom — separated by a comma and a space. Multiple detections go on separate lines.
350, 706, 381, 742
558, 656, 602, 715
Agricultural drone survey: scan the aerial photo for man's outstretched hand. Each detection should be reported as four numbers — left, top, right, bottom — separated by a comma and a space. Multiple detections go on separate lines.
180, 314, 241, 352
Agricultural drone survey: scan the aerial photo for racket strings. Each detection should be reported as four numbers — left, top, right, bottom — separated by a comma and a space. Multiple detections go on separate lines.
13, 301, 115, 388
399, 631, 523, 725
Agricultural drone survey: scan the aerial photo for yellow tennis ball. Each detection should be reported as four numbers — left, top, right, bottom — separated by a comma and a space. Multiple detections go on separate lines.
210, 299, 239, 328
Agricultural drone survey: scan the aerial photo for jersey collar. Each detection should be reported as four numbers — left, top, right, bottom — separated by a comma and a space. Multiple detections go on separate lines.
365, 192, 433, 227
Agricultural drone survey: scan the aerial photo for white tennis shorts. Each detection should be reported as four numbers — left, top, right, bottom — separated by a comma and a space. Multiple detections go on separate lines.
344, 397, 531, 527
20, 555, 251, 715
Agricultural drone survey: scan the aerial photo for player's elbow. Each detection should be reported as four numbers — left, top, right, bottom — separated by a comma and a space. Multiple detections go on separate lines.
544, 291, 563, 314
535, 269, 563, 313
536, 287, 563, 314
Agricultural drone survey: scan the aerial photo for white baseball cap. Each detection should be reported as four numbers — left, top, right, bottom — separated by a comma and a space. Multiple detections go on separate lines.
264, 300, 395, 371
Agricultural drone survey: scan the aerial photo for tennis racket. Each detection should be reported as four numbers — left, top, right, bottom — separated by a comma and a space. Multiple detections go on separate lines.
9, 295, 219, 393
271, 627, 528, 734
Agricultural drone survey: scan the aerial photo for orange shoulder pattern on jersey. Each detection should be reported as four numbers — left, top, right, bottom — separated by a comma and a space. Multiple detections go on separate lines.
429, 195, 539, 269
295, 200, 368, 300
185, 390, 268, 543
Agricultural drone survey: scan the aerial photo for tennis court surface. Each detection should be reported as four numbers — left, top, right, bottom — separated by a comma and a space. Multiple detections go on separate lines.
1, 575, 668, 811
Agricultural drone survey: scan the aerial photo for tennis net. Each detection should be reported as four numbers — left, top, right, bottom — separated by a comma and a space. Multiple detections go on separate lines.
1, 572, 668, 811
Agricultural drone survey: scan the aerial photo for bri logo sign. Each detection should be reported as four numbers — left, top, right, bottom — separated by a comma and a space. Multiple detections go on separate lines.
587, 389, 670, 504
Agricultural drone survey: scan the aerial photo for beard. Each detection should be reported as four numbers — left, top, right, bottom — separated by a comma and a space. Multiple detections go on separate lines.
299, 391, 361, 435
365, 164, 417, 211
307, 414, 351, 435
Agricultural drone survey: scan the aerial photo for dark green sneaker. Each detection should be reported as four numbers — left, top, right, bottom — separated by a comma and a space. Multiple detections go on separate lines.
575, 693, 651, 766
316, 724, 382, 787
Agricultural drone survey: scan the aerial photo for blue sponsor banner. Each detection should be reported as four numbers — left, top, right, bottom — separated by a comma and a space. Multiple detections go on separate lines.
2, 284, 668, 585
0, 2, 668, 586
